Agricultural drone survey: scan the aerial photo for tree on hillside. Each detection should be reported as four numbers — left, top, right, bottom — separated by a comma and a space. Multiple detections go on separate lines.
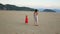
0, 3, 4, 10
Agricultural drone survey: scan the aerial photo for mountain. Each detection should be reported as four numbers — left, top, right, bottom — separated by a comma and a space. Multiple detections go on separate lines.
0, 3, 35, 11
38, 8, 60, 12
43, 9, 56, 12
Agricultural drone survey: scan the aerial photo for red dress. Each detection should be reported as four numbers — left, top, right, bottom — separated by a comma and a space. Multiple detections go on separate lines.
25, 16, 28, 24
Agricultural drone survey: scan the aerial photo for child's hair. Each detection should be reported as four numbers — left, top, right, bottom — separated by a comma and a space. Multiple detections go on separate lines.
35, 9, 38, 12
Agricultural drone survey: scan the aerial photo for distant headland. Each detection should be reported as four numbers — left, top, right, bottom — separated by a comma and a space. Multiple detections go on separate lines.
43, 9, 56, 12
0, 3, 35, 11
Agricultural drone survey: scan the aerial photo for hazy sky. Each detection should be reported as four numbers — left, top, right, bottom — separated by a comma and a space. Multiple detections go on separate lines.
0, 0, 60, 8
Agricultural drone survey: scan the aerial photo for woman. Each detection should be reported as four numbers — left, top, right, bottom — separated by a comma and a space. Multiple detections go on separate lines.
34, 9, 38, 26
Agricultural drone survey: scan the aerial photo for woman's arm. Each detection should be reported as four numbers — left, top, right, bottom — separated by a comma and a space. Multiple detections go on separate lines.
36, 12, 38, 15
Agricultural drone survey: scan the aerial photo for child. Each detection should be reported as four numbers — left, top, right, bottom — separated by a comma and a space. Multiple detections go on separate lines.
25, 15, 28, 24
34, 9, 38, 26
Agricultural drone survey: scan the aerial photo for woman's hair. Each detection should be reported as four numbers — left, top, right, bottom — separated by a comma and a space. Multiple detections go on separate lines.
35, 9, 38, 12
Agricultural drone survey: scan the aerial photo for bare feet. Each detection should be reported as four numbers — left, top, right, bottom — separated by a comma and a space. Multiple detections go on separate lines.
35, 25, 38, 26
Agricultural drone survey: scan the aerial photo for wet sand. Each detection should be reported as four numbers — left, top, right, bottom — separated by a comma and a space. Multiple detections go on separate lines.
0, 10, 60, 34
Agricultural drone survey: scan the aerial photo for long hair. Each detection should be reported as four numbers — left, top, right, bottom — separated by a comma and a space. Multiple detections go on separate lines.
35, 9, 38, 12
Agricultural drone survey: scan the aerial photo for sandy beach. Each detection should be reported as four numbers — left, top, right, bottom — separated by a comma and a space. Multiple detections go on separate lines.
0, 10, 60, 34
